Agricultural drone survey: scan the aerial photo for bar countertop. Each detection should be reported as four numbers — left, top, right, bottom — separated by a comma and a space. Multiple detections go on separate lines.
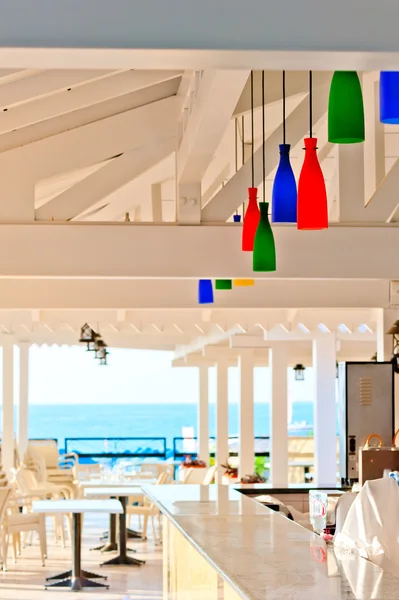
143, 484, 399, 600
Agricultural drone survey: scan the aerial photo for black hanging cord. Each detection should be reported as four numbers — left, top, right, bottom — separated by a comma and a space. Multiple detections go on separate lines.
309, 70, 313, 139
235, 118, 238, 214
250, 70, 255, 188
242, 115, 245, 214
262, 71, 265, 203
283, 71, 286, 145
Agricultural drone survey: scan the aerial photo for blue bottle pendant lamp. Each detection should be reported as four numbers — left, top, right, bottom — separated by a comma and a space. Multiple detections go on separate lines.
380, 72, 399, 124
272, 72, 297, 223
198, 280, 214, 304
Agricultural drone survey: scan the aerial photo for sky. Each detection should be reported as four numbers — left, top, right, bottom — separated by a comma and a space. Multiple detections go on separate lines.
21, 346, 315, 405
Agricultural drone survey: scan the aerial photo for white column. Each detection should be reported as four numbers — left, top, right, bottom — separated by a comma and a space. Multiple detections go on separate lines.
376, 307, 398, 362
337, 144, 365, 222
313, 334, 337, 486
215, 359, 229, 482
2, 336, 15, 473
198, 365, 209, 466
269, 345, 288, 486
238, 351, 254, 478
18, 343, 30, 462
363, 72, 385, 202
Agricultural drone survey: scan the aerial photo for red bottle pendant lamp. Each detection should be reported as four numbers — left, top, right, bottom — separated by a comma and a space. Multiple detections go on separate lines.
242, 187, 260, 251
297, 72, 328, 230
242, 71, 260, 251
297, 138, 328, 230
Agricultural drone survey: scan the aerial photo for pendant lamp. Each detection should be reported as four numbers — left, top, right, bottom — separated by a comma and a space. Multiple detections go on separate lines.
380, 72, 399, 124
253, 73, 276, 272
198, 280, 214, 304
328, 71, 365, 143
253, 202, 276, 272
272, 71, 297, 223
233, 279, 255, 287
297, 72, 328, 230
215, 279, 232, 290
242, 71, 260, 251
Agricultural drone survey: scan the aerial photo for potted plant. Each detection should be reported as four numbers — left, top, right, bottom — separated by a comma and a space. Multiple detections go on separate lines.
178, 456, 207, 482
221, 460, 239, 484
240, 473, 267, 484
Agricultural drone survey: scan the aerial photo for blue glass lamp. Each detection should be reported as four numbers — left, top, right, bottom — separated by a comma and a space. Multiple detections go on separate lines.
272, 144, 297, 223
271, 72, 297, 224
198, 279, 214, 304
380, 72, 399, 124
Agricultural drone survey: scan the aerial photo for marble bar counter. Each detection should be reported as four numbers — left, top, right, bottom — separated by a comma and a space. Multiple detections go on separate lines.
143, 484, 399, 600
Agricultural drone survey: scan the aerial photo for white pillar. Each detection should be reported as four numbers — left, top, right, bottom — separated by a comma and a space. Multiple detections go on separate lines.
215, 359, 229, 482
238, 351, 254, 478
313, 334, 337, 486
376, 307, 398, 362
337, 144, 365, 222
18, 343, 30, 462
198, 365, 209, 466
2, 336, 15, 473
363, 72, 385, 202
269, 345, 288, 486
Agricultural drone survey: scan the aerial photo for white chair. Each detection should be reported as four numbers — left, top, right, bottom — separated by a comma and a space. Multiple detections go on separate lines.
202, 466, 216, 485
127, 472, 169, 542
183, 467, 208, 484
0, 485, 47, 571
14, 467, 72, 547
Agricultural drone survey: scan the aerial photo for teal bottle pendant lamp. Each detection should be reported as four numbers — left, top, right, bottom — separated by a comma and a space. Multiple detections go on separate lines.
253, 202, 276, 272
328, 71, 365, 143
215, 280, 232, 290
253, 73, 276, 272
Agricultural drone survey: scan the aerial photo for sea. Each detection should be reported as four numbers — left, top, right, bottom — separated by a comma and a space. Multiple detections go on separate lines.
21, 402, 315, 455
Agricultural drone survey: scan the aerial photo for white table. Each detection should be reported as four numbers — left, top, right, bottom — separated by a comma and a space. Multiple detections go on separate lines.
84, 487, 146, 567
79, 480, 150, 546
78, 479, 155, 488
32, 499, 122, 592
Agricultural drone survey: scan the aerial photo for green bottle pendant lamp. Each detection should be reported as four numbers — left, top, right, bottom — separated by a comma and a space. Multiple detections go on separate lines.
215, 279, 232, 290
253, 202, 276, 272
328, 71, 365, 143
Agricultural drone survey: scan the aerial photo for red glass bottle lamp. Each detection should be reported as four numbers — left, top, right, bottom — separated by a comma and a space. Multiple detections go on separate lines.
297, 138, 328, 230
242, 187, 260, 251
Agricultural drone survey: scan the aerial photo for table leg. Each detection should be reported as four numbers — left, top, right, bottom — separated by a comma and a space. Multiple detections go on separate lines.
91, 511, 118, 552
101, 497, 145, 567
46, 513, 109, 590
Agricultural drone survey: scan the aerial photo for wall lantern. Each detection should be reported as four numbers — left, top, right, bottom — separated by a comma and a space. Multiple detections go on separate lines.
293, 363, 306, 381
79, 323, 100, 352
387, 321, 399, 373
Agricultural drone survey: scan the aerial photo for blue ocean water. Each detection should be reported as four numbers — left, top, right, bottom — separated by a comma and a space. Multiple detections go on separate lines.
24, 402, 314, 451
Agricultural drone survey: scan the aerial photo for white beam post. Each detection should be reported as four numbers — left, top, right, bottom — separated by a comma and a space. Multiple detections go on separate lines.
337, 144, 365, 222
18, 342, 30, 462
269, 345, 288, 486
215, 359, 229, 482
376, 308, 398, 362
1, 336, 15, 473
313, 334, 337, 486
198, 365, 210, 466
363, 72, 385, 203
238, 351, 254, 478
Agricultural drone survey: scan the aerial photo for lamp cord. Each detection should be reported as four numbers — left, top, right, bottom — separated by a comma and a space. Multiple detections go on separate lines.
242, 115, 245, 214
251, 70, 255, 188
234, 118, 238, 214
283, 70, 286, 145
309, 70, 313, 139
262, 70, 265, 203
